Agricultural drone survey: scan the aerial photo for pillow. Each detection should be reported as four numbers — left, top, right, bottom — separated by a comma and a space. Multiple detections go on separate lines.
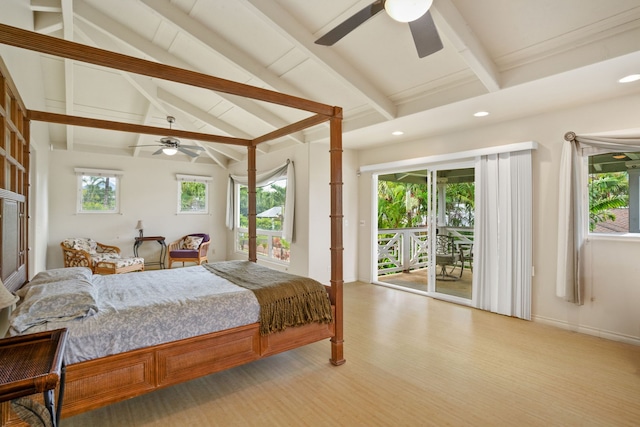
62, 237, 94, 253
181, 236, 203, 250
10, 279, 99, 333
16, 267, 93, 298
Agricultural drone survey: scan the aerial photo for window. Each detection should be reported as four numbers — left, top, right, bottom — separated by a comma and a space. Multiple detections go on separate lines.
76, 168, 121, 213
177, 174, 211, 214
236, 179, 290, 263
587, 152, 640, 234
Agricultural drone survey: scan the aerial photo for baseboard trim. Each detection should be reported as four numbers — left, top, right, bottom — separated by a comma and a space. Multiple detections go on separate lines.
532, 315, 640, 346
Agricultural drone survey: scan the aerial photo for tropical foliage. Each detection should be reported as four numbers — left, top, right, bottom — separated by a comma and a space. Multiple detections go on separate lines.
239, 182, 286, 231
588, 172, 628, 231
377, 179, 475, 229
81, 175, 117, 211
443, 181, 475, 227
237, 181, 290, 261
180, 181, 207, 212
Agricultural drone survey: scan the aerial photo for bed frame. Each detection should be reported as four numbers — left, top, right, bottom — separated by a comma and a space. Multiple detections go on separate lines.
0, 24, 344, 425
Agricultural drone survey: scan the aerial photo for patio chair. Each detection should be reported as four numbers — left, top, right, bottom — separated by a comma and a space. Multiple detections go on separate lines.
434, 234, 463, 281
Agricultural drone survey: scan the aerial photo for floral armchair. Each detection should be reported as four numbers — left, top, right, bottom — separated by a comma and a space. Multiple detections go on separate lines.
60, 237, 145, 275
167, 233, 210, 268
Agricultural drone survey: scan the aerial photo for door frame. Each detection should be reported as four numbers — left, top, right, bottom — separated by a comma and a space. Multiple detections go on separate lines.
426, 160, 475, 306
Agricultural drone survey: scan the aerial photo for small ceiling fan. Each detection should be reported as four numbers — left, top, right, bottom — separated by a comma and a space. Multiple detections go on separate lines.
132, 116, 205, 158
315, 0, 443, 58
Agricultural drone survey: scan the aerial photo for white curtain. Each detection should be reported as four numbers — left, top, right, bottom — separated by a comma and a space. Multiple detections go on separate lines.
225, 160, 296, 242
556, 131, 640, 304
473, 150, 533, 320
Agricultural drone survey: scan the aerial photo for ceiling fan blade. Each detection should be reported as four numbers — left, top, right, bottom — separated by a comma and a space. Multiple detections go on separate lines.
129, 144, 163, 148
179, 144, 205, 150
408, 11, 443, 58
152, 148, 164, 155
315, 1, 385, 46
178, 147, 199, 158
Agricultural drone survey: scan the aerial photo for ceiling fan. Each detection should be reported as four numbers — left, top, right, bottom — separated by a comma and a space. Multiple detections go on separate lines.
132, 116, 205, 158
315, 0, 443, 58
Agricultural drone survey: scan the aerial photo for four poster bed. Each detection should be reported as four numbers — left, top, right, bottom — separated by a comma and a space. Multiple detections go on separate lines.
0, 24, 344, 425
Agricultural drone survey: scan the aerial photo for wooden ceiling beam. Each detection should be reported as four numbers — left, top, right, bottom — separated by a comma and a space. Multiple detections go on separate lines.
252, 113, 331, 146
27, 110, 252, 147
0, 23, 336, 117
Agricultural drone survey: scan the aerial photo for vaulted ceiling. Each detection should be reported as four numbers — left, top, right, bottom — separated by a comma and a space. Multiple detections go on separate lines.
16, 0, 640, 166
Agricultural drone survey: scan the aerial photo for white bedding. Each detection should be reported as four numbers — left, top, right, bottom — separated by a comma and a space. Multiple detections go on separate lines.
10, 266, 260, 364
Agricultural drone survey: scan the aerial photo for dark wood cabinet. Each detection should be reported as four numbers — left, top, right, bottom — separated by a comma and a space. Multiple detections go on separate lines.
0, 58, 29, 292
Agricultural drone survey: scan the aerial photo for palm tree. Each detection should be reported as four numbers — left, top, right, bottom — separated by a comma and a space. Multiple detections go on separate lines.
588, 173, 628, 231
444, 182, 475, 227
378, 181, 410, 228
82, 175, 116, 211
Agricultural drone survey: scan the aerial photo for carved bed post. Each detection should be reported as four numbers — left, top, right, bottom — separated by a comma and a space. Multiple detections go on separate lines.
248, 145, 257, 263
330, 107, 345, 365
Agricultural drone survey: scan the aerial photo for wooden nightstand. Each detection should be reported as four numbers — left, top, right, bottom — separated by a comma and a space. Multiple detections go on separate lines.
0, 329, 68, 427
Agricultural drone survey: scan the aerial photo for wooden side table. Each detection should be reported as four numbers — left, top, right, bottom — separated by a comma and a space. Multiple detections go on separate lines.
134, 236, 167, 269
0, 329, 68, 427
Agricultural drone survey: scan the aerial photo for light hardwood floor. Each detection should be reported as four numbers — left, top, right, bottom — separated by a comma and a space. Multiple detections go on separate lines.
64, 282, 640, 427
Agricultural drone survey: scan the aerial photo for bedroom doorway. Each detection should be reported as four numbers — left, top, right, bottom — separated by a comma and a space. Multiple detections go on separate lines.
375, 162, 475, 306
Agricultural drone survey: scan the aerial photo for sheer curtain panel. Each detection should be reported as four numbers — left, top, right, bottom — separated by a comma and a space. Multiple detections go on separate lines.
556, 131, 640, 304
226, 160, 295, 242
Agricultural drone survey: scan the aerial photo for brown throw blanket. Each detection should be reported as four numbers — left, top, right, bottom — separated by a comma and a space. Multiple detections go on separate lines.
204, 261, 332, 335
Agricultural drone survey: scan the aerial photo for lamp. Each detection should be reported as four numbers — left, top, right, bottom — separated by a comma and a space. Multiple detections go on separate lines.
135, 220, 144, 238
162, 147, 178, 156
0, 279, 19, 309
384, 0, 433, 22
612, 153, 627, 160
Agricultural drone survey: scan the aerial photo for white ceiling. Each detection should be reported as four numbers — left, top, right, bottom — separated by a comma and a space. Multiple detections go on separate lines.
18, 0, 640, 166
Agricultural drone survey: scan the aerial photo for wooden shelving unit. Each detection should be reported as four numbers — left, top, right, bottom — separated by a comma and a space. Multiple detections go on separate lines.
0, 57, 29, 293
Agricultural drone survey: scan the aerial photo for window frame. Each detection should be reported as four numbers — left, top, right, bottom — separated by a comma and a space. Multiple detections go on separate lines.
76, 168, 122, 214
176, 174, 212, 214
584, 151, 638, 236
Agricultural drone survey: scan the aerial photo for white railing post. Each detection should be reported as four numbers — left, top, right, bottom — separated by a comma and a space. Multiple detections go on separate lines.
402, 229, 411, 272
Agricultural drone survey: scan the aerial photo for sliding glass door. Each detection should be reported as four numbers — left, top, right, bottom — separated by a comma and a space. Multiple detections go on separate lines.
368, 142, 534, 318
375, 162, 475, 305
427, 163, 475, 303
375, 169, 430, 292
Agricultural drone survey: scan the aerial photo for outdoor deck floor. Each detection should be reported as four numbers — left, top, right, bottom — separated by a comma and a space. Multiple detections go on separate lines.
378, 267, 473, 299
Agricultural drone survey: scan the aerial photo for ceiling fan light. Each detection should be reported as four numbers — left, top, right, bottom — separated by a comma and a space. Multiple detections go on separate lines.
162, 147, 178, 156
385, 0, 433, 23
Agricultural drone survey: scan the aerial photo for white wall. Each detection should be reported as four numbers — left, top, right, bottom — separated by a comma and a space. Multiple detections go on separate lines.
47, 150, 227, 269
357, 92, 640, 345
307, 143, 331, 282
343, 148, 359, 283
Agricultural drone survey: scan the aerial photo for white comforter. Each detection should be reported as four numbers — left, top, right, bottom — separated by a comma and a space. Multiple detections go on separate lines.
10, 266, 260, 364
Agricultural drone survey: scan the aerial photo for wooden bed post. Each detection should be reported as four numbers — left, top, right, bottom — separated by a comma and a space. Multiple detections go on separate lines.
330, 107, 345, 366
248, 145, 257, 263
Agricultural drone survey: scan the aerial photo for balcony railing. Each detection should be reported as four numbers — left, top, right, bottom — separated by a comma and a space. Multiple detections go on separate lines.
237, 228, 290, 263
377, 227, 473, 275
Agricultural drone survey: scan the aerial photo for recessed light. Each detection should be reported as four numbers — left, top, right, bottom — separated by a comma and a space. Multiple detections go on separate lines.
474, 111, 489, 117
619, 74, 640, 83
392, 131, 404, 136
